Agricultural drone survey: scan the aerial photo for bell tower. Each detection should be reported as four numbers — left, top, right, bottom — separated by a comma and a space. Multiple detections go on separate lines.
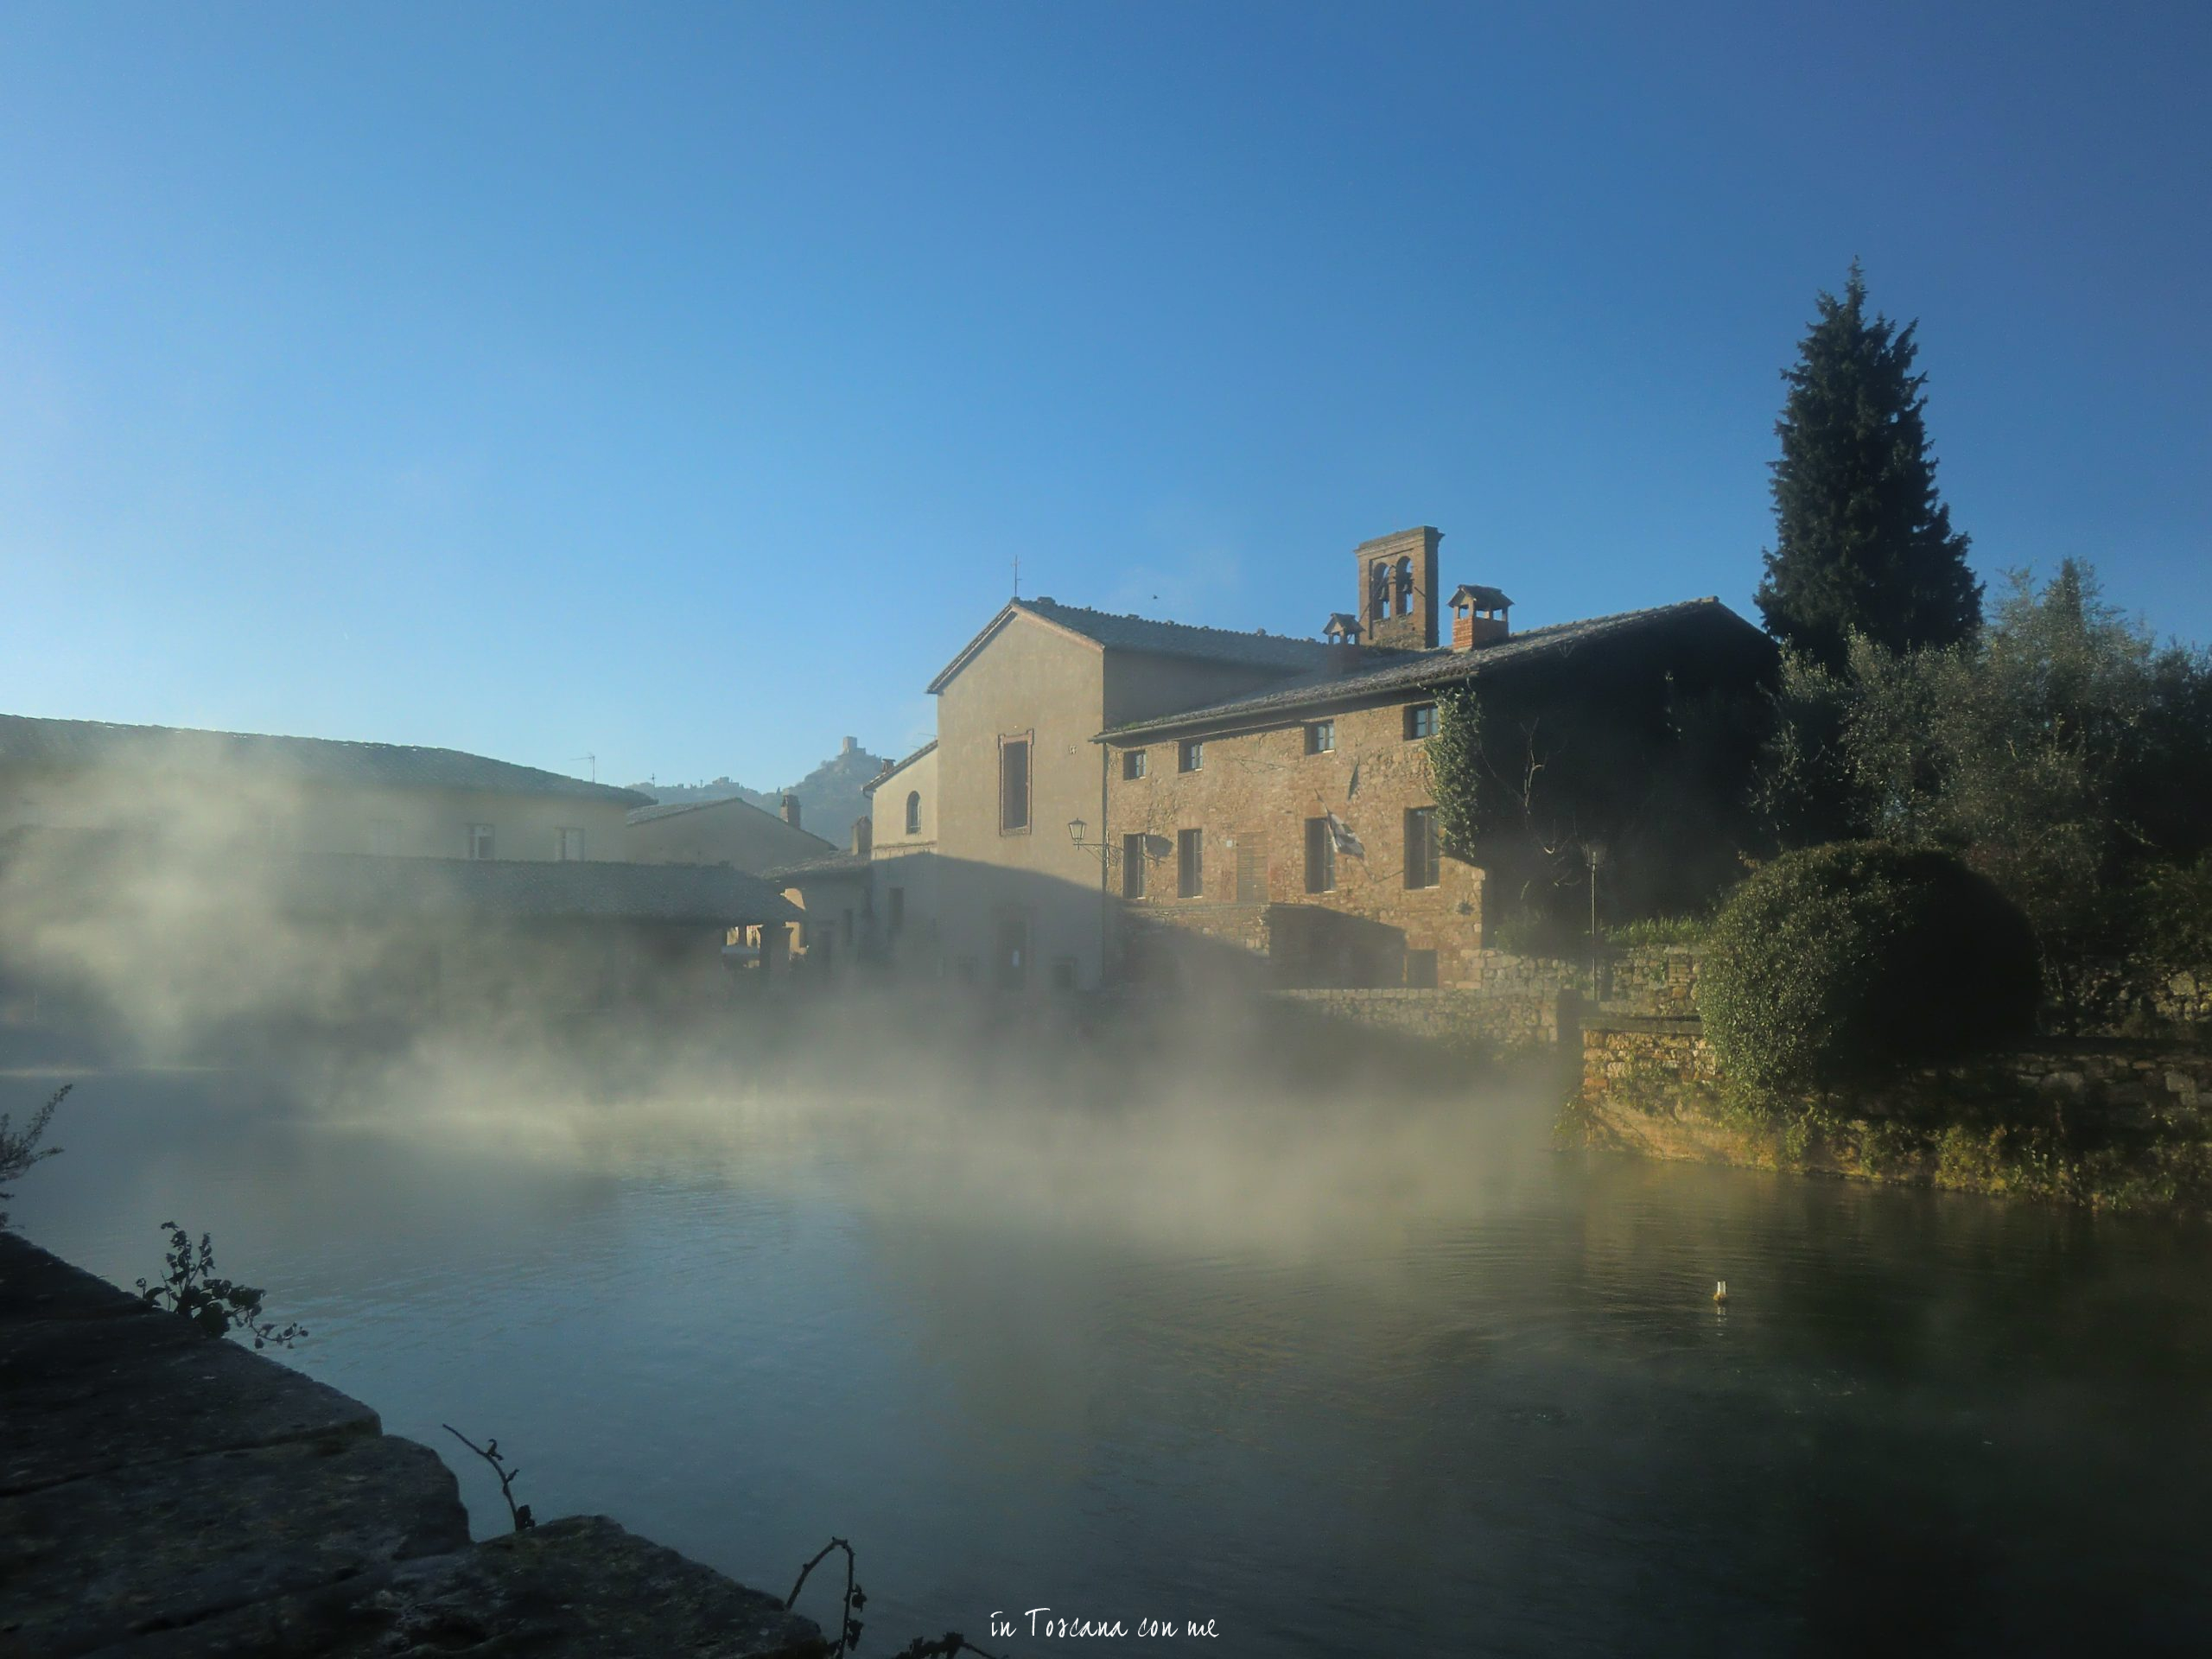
1355, 526, 1440, 650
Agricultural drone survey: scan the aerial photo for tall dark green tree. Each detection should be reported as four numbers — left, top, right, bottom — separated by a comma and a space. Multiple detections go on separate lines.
1755, 262, 1981, 670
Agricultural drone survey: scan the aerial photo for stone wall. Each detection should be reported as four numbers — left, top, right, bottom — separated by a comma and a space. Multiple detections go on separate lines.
1572, 1014, 2212, 1210
1106, 697, 1489, 986
1593, 944, 1700, 1019
1270, 972, 1581, 1050
0, 1232, 820, 1657
2064, 956, 2212, 1035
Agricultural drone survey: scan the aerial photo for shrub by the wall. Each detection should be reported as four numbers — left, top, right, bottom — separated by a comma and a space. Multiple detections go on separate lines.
1696, 842, 2039, 1097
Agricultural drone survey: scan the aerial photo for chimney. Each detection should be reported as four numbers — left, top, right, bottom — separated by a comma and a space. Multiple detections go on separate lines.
1448, 584, 1513, 650
1320, 612, 1365, 674
852, 815, 873, 856
780, 793, 802, 829
1355, 527, 1441, 650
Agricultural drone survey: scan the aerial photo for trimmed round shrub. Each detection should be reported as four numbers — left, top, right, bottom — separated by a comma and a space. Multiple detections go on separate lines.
1695, 842, 2040, 1096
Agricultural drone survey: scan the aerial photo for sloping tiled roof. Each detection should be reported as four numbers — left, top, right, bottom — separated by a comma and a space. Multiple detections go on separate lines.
0, 714, 650, 807
0, 831, 803, 925
624, 794, 836, 853
283, 854, 802, 924
1096, 599, 1769, 740
760, 851, 873, 882
927, 599, 1378, 693
861, 739, 937, 796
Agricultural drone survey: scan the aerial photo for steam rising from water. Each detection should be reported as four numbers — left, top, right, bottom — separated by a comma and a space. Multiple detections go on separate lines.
0, 746, 1565, 1264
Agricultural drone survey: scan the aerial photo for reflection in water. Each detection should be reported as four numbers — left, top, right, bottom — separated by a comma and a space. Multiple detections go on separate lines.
9, 1052, 2212, 1657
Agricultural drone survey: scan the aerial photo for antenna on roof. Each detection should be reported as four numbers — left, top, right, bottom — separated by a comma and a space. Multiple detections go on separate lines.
572, 753, 596, 783
1013, 553, 1020, 600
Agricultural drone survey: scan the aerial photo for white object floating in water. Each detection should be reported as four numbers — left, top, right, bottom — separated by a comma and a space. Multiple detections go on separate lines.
1713, 1280, 1728, 1306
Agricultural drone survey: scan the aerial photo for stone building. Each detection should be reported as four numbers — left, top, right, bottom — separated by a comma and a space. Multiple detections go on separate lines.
625, 790, 836, 871
1096, 534, 1772, 988
859, 740, 941, 975
0, 713, 801, 1023
919, 597, 1351, 990
876, 524, 1770, 995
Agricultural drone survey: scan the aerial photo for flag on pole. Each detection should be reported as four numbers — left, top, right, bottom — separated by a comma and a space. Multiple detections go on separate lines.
1325, 810, 1365, 860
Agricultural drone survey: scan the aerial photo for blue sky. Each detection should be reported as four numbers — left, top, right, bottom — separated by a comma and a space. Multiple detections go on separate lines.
3, 3, 2205, 790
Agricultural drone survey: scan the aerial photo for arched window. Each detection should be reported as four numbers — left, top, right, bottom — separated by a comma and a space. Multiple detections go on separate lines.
1369, 561, 1389, 623
905, 790, 922, 836
1395, 556, 1414, 617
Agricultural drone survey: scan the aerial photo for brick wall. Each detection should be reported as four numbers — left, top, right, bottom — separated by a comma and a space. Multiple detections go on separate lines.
1106, 698, 1486, 986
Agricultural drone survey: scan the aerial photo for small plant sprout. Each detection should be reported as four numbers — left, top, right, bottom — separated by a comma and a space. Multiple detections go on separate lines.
136, 1222, 305, 1349
0, 1083, 69, 1230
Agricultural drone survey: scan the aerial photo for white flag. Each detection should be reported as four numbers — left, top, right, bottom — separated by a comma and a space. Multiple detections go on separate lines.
1326, 810, 1365, 860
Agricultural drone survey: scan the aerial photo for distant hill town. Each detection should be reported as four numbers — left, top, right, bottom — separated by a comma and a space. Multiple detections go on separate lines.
626, 737, 890, 843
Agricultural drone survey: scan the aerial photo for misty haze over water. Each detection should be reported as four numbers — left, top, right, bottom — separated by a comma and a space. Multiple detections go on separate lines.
10, 1018, 2212, 1657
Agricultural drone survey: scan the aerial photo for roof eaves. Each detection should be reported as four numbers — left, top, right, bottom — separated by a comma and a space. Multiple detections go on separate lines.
860, 739, 938, 796
924, 602, 1108, 696
1091, 599, 1758, 741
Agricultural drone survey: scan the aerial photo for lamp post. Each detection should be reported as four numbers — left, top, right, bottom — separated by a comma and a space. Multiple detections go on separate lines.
1586, 840, 1609, 988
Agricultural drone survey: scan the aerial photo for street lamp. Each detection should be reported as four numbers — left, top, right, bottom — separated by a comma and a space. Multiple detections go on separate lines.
1586, 840, 1610, 987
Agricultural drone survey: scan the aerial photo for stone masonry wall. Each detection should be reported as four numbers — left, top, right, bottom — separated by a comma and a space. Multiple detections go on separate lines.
1107, 698, 1485, 985
1573, 1014, 2212, 1208
1272, 983, 1572, 1049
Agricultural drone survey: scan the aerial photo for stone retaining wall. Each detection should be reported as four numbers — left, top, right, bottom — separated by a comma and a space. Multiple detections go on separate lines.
1271, 982, 1574, 1049
1572, 1014, 2212, 1208
0, 1233, 821, 1657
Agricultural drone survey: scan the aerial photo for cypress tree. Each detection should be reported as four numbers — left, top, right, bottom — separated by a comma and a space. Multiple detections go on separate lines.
1755, 262, 1981, 671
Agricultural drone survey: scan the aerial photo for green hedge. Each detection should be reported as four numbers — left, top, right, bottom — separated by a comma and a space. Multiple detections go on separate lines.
1696, 842, 2040, 1096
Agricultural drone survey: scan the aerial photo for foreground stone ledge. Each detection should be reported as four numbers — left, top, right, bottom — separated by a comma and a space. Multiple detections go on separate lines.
0, 1313, 380, 1496
0, 1237, 147, 1324
0, 1234, 822, 1659
0, 1435, 470, 1656
99, 1516, 825, 1659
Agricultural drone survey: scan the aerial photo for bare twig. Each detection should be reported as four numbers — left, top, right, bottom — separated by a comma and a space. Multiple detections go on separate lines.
442, 1424, 535, 1532
785, 1536, 864, 1654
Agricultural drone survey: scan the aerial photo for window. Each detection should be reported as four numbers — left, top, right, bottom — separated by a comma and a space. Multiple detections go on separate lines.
1051, 957, 1078, 992
556, 827, 586, 861
1179, 739, 1204, 773
1305, 720, 1335, 755
1404, 806, 1440, 889
1177, 828, 1205, 898
1405, 702, 1438, 741
369, 819, 399, 855
1404, 949, 1438, 988
905, 791, 921, 836
1000, 735, 1031, 833
466, 823, 494, 861
1122, 834, 1147, 899
1304, 816, 1336, 893
1122, 748, 1147, 780
887, 887, 906, 936
1235, 835, 1267, 903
